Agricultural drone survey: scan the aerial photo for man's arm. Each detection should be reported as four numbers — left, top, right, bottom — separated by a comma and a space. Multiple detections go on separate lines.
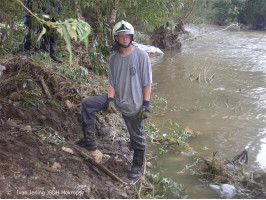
143, 84, 151, 101
108, 84, 115, 98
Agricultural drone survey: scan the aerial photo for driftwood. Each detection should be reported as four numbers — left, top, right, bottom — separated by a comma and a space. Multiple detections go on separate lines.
38, 75, 51, 99
233, 149, 248, 164
74, 145, 125, 184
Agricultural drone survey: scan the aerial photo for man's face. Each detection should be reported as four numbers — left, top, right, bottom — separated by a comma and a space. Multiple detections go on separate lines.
115, 33, 132, 46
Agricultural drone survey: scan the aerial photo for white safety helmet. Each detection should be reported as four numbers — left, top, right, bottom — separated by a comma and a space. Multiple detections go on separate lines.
111, 20, 135, 50
112, 20, 135, 36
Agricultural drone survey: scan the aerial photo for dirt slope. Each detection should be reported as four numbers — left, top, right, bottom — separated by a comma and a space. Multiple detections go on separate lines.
0, 57, 136, 198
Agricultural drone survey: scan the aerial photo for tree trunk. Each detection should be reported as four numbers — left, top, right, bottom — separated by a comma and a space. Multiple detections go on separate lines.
180, 0, 196, 24
109, 0, 119, 25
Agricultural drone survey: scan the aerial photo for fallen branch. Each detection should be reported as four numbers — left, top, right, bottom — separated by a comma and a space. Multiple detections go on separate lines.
180, 23, 239, 42
74, 145, 126, 184
137, 182, 143, 199
38, 75, 51, 99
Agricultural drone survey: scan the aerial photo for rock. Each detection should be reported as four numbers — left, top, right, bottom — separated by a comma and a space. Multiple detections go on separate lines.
20, 125, 32, 132
116, 159, 123, 165
9, 92, 20, 101
225, 163, 237, 172
146, 162, 152, 168
209, 184, 221, 193
221, 184, 235, 198
120, 192, 128, 198
62, 146, 74, 154
5, 119, 18, 127
51, 162, 61, 170
38, 115, 47, 124
209, 184, 235, 198
65, 100, 73, 109
21, 169, 36, 177
13, 119, 22, 124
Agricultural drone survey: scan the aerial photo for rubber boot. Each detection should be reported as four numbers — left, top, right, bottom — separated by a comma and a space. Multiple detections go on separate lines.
49, 37, 62, 63
76, 123, 97, 151
128, 150, 145, 180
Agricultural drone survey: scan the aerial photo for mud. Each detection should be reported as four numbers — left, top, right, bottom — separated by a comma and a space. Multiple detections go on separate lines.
0, 57, 137, 198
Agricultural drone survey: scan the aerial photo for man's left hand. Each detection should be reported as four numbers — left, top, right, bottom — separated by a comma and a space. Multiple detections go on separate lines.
138, 100, 150, 120
106, 98, 117, 113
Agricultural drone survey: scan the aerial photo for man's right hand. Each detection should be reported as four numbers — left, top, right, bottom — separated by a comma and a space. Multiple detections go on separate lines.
106, 98, 117, 113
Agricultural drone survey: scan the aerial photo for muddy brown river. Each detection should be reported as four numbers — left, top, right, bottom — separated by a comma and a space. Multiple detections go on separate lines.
149, 25, 266, 198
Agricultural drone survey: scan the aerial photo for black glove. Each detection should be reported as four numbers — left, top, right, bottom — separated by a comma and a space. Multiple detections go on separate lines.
138, 100, 150, 120
106, 98, 117, 113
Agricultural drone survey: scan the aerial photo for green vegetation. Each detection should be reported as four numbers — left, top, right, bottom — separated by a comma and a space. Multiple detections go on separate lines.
145, 120, 192, 156
192, 0, 266, 28
1, 0, 264, 73
0, 0, 197, 68
145, 173, 186, 198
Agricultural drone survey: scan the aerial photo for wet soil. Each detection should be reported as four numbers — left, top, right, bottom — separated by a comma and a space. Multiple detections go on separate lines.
0, 57, 136, 198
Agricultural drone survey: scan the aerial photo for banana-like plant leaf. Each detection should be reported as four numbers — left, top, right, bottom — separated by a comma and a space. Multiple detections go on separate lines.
80, 22, 91, 41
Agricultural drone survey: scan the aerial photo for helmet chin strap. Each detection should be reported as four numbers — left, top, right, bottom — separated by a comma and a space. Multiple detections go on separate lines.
115, 35, 133, 48
115, 39, 132, 48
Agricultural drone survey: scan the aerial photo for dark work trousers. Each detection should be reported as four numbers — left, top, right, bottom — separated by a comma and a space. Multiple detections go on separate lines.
81, 94, 146, 151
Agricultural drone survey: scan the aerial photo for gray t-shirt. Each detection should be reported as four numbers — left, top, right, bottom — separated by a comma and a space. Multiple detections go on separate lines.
108, 47, 152, 116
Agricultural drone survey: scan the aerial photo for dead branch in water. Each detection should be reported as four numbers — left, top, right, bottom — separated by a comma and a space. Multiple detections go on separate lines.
233, 149, 248, 164
180, 23, 239, 42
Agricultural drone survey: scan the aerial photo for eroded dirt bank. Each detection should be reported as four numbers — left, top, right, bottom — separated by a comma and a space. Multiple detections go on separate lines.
0, 57, 136, 198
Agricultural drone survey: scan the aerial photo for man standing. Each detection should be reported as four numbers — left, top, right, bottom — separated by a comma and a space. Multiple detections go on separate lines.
23, 0, 63, 63
76, 20, 152, 180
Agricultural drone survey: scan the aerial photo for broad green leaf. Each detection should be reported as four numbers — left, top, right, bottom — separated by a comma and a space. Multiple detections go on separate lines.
82, 22, 91, 33
80, 23, 91, 41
